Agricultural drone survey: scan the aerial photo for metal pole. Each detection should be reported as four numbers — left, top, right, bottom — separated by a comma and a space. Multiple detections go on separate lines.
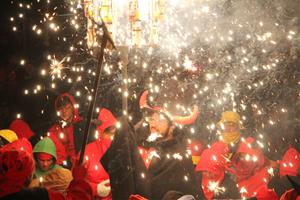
78, 22, 113, 164
119, 46, 129, 115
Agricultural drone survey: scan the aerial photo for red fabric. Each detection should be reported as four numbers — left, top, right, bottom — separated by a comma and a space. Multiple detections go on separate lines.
48, 93, 82, 165
37, 152, 53, 160
48, 125, 76, 165
97, 108, 117, 137
280, 147, 300, 177
188, 140, 204, 156
195, 142, 229, 200
9, 119, 34, 139
0, 150, 35, 197
84, 140, 112, 200
48, 179, 93, 200
138, 146, 156, 169
237, 166, 271, 198
231, 137, 269, 199
195, 141, 229, 173
232, 137, 265, 181
0, 138, 32, 154
81, 108, 116, 200
279, 189, 300, 200
255, 185, 278, 200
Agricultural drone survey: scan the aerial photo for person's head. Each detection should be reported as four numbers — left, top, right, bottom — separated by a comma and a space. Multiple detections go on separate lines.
97, 108, 117, 140
232, 137, 265, 178
0, 150, 35, 197
33, 137, 57, 173
218, 111, 241, 133
0, 129, 18, 148
144, 110, 173, 139
56, 96, 74, 123
36, 153, 54, 172
102, 126, 116, 140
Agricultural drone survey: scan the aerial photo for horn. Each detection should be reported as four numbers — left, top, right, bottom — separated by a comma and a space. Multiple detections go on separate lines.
139, 90, 161, 111
173, 105, 200, 125
139, 90, 149, 109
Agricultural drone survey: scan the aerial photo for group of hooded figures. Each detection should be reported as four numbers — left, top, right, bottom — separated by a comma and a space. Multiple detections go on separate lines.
0, 90, 299, 200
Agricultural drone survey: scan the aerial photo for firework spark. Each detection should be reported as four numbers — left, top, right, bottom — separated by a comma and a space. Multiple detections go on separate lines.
50, 57, 68, 79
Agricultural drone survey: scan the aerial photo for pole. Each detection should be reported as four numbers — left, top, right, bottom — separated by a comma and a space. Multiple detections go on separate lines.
78, 18, 115, 165
119, 46, 129, 115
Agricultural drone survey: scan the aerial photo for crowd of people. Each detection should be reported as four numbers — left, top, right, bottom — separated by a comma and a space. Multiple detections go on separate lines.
0, 90, 299, 200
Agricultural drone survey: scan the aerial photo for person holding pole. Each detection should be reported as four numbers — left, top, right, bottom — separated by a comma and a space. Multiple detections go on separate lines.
101, 90, 203, 200
82, 108, 117, 200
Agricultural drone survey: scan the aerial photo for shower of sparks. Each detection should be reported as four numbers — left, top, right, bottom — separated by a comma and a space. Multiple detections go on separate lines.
8, 0, 300, 197
208, 181, 226, 195
50, 57, 68, 79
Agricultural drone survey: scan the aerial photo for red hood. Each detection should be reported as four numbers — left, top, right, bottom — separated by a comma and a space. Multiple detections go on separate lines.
280, 147, 300, 177
97, 108, 117, 138
196, 142, 229, 200
0, 150, 34, 197
188, 140, 204, 156
55, 93, 81, 123
9, 119, 34, 139
232, 137, 265, 181
1, 138, 32, 154
196, 141, 229, 173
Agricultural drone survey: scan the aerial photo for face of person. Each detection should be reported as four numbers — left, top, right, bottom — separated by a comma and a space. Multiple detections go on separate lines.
102, 127, 116, 140
57, 103, 74, 123
37, 157, 54, 171
147, 112, 170, 138
221, 121, 239, 133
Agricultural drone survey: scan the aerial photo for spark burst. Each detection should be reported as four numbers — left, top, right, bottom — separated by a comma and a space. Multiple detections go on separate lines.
50, 57, 68, 79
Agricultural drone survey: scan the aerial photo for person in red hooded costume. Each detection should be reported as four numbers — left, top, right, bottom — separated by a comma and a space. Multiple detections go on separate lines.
82, 108, 117, 200
8, 119, 40, 147
0, 138, 93, 200
47, 93, 92, 168
231, 137, 277, 199
9, 119, 34, 140
195, 141, 241, 200
268, 146, 300, 197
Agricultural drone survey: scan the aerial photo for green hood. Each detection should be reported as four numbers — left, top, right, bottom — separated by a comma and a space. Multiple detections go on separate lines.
33, 137, 57, 160
33, 137, 61, 177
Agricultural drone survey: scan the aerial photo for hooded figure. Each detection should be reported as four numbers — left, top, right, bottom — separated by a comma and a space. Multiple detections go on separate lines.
0, 129, 18, 148
9, 119, 34, 140
195, 141, 240, 200
231, 137, 272, 199
280, 147, 300, 178
0, 148, 93, 200
0, 150, 35, 198
279, 176, 300, 200
48, 93, 89, 167
101, 90, 202, 200
217, 111, 243, 145
268, 147, 300, 197
33, 137, 61, 178
83, 108, 117, 199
